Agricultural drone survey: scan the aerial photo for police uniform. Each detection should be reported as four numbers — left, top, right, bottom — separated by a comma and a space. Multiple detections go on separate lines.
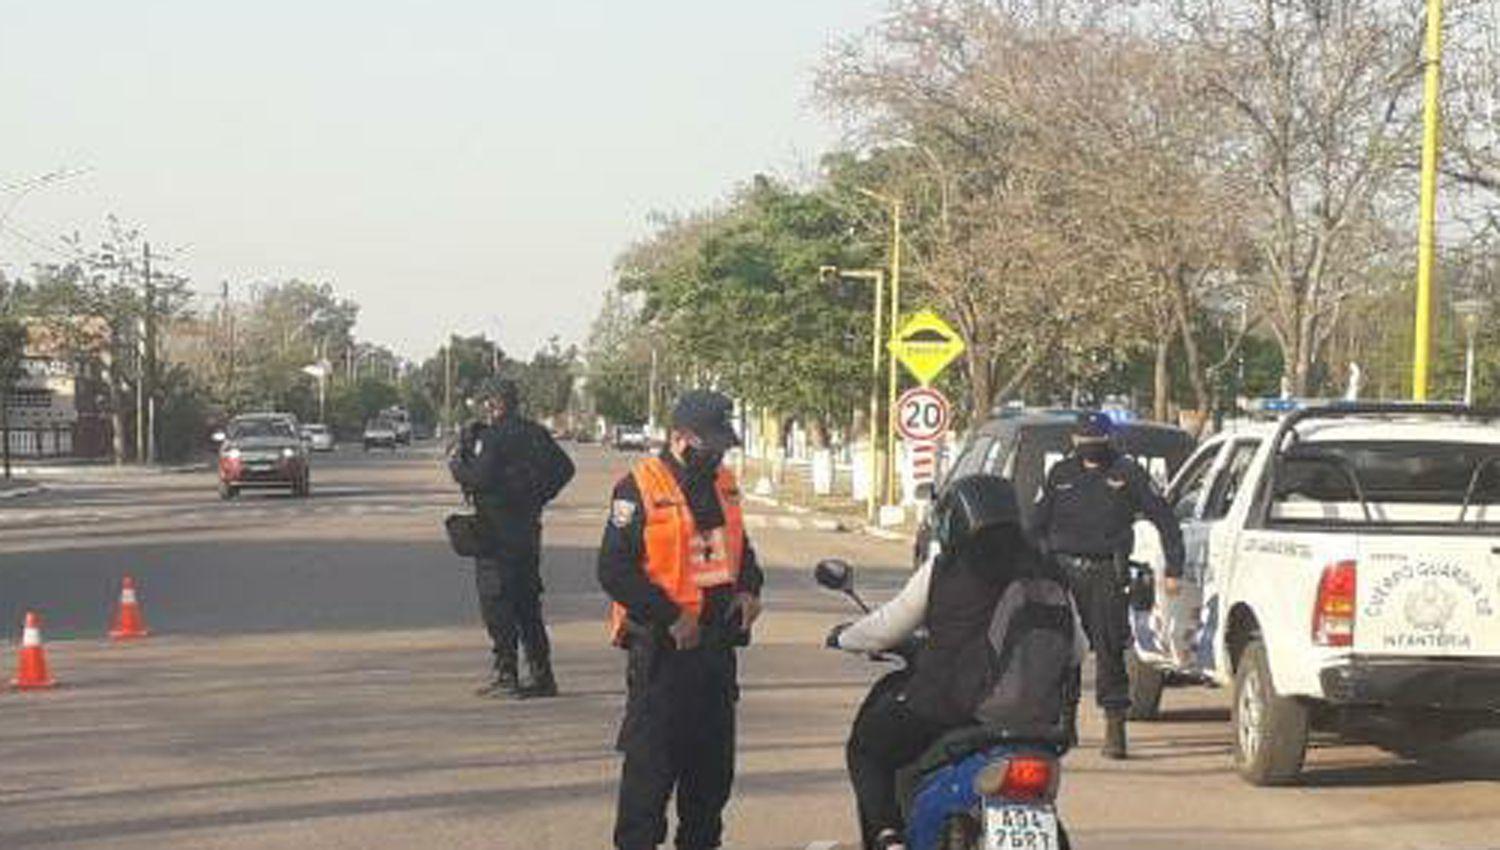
450, 399, 575, 697
1029, 426, 1183, 756
598, 448, 763, 850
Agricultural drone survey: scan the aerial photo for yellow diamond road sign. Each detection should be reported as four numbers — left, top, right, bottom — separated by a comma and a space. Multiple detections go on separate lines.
891, 310, 966, 386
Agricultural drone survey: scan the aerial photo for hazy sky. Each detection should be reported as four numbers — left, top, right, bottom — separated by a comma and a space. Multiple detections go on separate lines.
0, 1, 886, 360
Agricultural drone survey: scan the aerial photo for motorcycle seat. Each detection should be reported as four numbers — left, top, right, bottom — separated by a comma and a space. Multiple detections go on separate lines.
915, 723, 1066, 776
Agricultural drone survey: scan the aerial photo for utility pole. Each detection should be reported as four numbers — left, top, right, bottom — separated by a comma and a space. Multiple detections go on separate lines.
647, 346, 659, 434
444, 339, 453, 437
142, 242, 157, 465
221, 281, 237, 405
1412, 0, 1444, 400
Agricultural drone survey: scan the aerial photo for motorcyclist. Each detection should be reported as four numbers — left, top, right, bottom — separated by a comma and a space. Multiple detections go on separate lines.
828, 474, 1081, 850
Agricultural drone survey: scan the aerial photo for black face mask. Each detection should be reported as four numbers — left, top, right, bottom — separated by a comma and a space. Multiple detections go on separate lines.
1077, 442, 1115, 465
683, 446, 724, 479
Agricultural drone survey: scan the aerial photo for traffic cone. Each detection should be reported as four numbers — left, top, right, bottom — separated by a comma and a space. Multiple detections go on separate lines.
12, 611, 56, 690
109, 575, 150, 641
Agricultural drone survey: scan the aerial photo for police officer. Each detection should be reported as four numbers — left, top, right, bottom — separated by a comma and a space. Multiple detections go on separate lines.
449, 377, 575, 699
1029, 412, 1184, 759
598, 390, 764, 850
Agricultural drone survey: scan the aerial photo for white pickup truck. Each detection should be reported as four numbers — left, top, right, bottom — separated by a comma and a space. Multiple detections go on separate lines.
1129, 403, 1500, 785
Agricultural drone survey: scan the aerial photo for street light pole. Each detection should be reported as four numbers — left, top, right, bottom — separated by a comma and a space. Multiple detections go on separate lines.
857, 187, 904, 507
1455, 299, 1485, 405
823, 266, 885, 523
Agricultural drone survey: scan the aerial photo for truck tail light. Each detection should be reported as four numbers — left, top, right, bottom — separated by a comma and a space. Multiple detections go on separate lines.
1313, 560, 1357, 647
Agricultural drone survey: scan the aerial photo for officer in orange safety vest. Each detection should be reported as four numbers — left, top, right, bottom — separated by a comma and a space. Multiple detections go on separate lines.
598, 389, 765, 850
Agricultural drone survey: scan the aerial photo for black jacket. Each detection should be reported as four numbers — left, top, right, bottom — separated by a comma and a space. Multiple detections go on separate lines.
449, 414, 575, 555
1029, 453, 1186, 577
597, 450, 763, 639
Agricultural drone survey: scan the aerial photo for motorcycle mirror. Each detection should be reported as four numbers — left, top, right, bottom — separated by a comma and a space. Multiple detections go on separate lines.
814, 558, 855, 592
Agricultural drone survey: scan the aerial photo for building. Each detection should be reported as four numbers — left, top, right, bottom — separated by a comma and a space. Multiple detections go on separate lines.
4, 318, 113, 459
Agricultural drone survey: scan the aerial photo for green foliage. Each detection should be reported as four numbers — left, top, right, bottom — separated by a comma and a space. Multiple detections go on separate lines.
506, 337, 576, 419
616, 175, 877, 431
326, 378, 402, 436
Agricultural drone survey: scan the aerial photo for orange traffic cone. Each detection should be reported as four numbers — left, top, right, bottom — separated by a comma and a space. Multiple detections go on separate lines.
12, 611, 56, 690
109, 575, 150, 641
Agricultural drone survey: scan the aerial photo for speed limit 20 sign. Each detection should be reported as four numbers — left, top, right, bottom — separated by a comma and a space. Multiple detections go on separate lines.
896, 387, 951, 441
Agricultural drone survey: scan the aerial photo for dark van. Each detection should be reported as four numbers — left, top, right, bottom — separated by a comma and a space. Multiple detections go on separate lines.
915, 411, 1197, 564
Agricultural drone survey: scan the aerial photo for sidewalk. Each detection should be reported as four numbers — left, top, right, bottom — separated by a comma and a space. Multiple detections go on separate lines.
738, 455, 919, 543
7, 457, 213, 479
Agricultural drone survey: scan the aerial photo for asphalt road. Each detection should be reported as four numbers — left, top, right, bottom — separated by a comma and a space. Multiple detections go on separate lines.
1, 444, 1499, 849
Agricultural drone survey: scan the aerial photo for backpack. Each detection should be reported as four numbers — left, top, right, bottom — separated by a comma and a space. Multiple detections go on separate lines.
972, 576, 1079, 729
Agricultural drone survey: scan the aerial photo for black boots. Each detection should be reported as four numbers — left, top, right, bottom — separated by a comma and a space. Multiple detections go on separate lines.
475, 658, 520, 697
515, 657, 558, 699
1102, 711, 1128, 760
477, 655, 557, 699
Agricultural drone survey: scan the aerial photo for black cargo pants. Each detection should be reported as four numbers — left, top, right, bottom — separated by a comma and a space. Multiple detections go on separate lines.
1058, 554, 1131, 712
474, 525, 549, 671
614, 634, 738, 850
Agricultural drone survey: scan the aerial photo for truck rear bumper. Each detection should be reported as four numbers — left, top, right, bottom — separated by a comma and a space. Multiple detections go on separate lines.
1321, 657, 1500, 711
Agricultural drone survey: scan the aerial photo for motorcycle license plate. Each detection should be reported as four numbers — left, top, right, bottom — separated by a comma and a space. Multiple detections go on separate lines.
984, 803, 1059, 850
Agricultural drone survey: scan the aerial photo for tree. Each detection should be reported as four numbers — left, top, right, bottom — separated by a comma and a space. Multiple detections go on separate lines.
508, 337, 577, 420
615, 176, 876, 441
1174, 0, 1432, 395
818, 5, 1145, 416
585, 290, 654, 425
0, 275, 25, 479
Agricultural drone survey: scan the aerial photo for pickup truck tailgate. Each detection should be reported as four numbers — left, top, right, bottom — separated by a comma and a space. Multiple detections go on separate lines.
1356, 537, 1500, 656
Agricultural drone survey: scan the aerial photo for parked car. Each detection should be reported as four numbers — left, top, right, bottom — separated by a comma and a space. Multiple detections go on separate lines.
363, 418, 399, 451
613, 424, 651, 452
215, 414, 310, 499
1128, 403, 1500, 784
913, 410, 1196, 566
300, 423, 336, 452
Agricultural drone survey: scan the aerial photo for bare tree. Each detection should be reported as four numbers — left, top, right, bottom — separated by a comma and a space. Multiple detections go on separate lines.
1170, 0, 1433, 395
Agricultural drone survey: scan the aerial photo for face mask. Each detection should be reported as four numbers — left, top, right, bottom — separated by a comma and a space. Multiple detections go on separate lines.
683, 446, 724, 478
1077, 442, 1114, 465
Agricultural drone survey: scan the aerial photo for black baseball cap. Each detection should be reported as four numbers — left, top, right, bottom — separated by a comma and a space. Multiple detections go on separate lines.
671, 390, 741, 453
1075, 411, 1114, 442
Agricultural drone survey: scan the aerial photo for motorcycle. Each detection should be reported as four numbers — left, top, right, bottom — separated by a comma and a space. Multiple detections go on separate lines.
816, 558, 1072, 850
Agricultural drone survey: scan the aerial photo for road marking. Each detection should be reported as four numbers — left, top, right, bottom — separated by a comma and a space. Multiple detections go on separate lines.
806, 842, 840, 850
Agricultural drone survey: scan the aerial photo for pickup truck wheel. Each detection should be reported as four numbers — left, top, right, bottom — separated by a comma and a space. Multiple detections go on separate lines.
1127, 649, 1166, 721
1233, 639, 1308, 785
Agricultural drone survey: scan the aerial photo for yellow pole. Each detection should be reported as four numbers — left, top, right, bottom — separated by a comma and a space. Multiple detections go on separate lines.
868, 271, 885, 523
885, 200, 902, 507
1412, 0, 1444, 401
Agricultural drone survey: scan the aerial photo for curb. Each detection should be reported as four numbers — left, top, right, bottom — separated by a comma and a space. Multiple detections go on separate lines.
11, 461, 212, 478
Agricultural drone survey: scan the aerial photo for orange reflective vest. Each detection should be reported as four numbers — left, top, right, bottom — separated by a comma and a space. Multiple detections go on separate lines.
609, 456, 745, 646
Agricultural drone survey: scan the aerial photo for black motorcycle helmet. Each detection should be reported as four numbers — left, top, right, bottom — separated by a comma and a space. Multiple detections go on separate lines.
933, 474, 1021, 563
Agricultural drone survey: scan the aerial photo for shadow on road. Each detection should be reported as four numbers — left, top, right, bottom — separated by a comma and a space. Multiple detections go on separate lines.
0, 539, 603, 639
1300, 733, 1500, 787
0, 766, 845, 847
